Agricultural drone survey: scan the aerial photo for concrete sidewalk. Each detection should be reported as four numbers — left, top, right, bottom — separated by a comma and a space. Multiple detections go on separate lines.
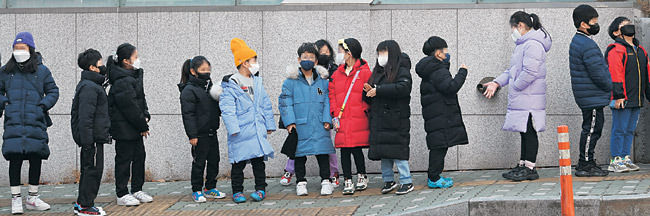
2, 164, 650, 215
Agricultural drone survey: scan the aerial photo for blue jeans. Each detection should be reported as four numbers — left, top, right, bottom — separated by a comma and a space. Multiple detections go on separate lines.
380, 159, 412, 184
611, 107, 640, 157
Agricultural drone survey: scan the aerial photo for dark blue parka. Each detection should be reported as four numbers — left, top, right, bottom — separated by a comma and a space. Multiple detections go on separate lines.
0, 53, 59, 160
569, 32, 613, 109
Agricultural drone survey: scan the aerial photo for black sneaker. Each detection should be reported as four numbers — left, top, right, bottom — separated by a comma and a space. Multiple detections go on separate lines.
502, 165, 525, 180
510, 167, 539, 181
576, 161, 608, 177
395, 183, 414, 195
381, 181, 399, 194
77, 206, 105, 216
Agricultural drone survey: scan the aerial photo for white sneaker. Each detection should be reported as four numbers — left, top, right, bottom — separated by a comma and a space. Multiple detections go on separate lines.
608, 157, 630, 173
342, 179, 355, 195
355, 174, 368, 191
25, 195, 50, 211
11, 196, 23, 215
116, 194, 141, 206
296, 182, 308, 196
133, 191, 153, 203
623, 156, 640, 171
320, 180, 333, 195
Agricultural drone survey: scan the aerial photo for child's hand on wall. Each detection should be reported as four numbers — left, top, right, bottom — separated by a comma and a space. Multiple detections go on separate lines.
189, 138, 198, 146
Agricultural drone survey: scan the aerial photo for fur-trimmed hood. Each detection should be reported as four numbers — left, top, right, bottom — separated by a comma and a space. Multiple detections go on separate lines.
284, 65, 329, 80
209, 85, 222, 101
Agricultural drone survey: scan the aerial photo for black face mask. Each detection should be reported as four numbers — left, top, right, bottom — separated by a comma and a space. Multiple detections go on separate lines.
587, 23, 600, 35
621, 25, 635, 37
98, 65, 108, 75
197, 73, 211, 80
317, 55, 330, 66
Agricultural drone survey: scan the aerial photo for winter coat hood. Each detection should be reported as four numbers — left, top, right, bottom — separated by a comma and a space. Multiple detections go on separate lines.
516, 29, 552, 52
284, 65, 329, 80
416, 56, 449, 80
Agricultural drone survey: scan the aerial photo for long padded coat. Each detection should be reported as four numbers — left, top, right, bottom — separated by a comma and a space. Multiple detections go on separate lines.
367, 53, 413, 160
279, 65, 335, 157
218, 74, 275, 164
493, 29, 552, 133
0, 54, 59, 160
415, 55, 468, 150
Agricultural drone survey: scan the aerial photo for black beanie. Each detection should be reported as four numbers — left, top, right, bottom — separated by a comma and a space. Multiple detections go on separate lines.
572, 4, 599, 29
422, 36, 447, 56
343, 38, 362, 59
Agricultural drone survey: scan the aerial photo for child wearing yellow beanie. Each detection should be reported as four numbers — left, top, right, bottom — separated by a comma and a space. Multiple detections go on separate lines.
219, 38, 275, 203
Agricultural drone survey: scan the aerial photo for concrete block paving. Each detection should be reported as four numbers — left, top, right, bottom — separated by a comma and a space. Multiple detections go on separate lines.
3, 164, 650, 215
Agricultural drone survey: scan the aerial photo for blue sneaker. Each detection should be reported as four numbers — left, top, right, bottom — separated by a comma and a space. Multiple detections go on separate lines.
232, 192, 246, 203
250, 190, 266, 201
192, 191, 206, 203
203, 188, 226, 199
428, 176, 453, 189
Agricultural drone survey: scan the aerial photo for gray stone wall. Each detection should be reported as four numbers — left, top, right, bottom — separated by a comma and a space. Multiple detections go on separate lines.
0, 4, 642, 185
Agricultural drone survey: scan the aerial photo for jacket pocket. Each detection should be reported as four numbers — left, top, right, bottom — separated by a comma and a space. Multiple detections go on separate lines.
381, 109, 401, 130
295, 118, 308, 125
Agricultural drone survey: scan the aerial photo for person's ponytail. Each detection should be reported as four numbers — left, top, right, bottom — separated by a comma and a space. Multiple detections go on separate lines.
180, 59, 191, 84
530, 13, 542, 30
530, 13, 551, 39
106, 54, 118, 68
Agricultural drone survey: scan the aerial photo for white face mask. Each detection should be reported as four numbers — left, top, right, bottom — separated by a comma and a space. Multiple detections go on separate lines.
249, 63, 260, 74
335, 53, 345, 65
511, 28, 522, 42
131, 58, 142, 70
377, 55, 389, 67
13, 50, 30, 63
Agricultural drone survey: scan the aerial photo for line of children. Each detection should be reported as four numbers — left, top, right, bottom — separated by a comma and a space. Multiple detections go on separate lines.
19, 6, 650, 214
178, 56, 227, 202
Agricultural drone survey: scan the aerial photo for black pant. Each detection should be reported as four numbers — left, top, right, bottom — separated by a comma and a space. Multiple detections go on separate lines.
340, 147, 366, 180
428, 147, 448, 181
115, 138, 146, 198
9, 159, 41, 187
295, 154, 330, 183
77, 143, 104, 207
191, 136, 220, 192
231, 157, 266, 194
520, 114, 539, 163
579, 107, 604, 164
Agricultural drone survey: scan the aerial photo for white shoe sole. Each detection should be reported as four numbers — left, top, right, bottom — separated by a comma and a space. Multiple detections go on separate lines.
116, 201, 140, 206
204, 194, 227, 199
280, 182, 291, 186
396, 187, 414, 195
25, 204, 49, 211
320, 186, 333, 195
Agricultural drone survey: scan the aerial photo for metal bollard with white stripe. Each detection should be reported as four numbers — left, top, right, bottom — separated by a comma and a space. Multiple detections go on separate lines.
557, 125, 575, 216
